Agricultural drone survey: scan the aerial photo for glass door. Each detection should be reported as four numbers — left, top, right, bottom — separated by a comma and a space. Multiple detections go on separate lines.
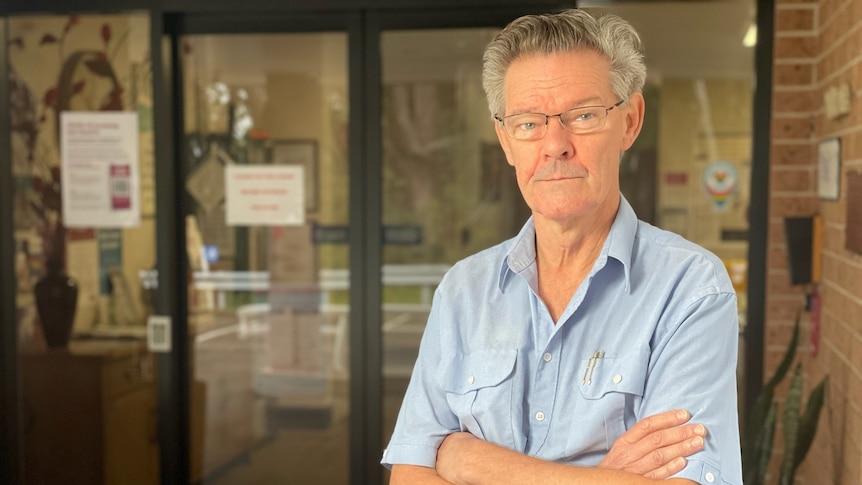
178, 30, 350, 484
378, 22, 530, 484
8, 12, 161, 484
377, 3, 755, 481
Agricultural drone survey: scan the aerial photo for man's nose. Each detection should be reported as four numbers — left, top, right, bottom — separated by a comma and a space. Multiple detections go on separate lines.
542, 116, 574, 159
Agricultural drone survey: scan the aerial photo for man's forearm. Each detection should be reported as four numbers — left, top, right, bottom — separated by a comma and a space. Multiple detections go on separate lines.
438, 435, 697, 485
390, 464, 453, 485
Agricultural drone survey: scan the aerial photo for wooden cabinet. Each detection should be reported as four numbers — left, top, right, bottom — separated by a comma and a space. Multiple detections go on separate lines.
22, 340, 158, 485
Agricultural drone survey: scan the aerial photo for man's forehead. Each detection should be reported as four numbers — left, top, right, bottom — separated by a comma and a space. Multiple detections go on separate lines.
502, 51, 613, 111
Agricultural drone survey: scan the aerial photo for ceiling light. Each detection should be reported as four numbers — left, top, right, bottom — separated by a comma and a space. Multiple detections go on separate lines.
743, 23, 757, 48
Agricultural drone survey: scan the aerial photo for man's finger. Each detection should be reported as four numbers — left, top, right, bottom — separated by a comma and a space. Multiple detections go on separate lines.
609, 434, 705, 477
624, 423, 706, 464
643, 457, 688, 480
599, 420, 707, 475
620, 409, 692, 444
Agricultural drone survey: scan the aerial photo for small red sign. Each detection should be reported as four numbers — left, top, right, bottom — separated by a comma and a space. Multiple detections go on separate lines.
664, 172, 688, 185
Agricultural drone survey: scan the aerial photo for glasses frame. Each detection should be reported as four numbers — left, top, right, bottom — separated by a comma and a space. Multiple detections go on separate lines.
494, 99, 626, 140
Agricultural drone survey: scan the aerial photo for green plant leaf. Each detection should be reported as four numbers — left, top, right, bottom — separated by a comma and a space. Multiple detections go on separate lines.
780, 365, 804, 485
793, 375, 828, 466
768, 310, 801, 390
754, 400, 778, 485
743, 387, 774, 480
743, 310, 801, 478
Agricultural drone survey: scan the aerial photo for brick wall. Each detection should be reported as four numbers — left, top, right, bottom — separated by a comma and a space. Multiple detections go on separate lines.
768, 0, 862, 483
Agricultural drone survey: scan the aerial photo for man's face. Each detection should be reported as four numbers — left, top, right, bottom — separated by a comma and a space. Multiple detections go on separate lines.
495, 49, 644, 225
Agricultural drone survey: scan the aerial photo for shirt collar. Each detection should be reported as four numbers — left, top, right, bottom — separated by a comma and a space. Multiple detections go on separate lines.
498, 194, 637, 292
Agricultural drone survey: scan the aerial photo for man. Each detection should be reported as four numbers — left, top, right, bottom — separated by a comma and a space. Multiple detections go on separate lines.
381, 9, 742, 485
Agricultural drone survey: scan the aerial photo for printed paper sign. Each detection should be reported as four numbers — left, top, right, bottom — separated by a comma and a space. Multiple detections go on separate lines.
61, 112, 140, 228
225, 165, 304, 226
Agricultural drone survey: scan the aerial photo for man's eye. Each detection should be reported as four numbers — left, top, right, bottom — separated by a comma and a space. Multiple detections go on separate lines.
574, 111, 597, 122
518, 122, 537, 131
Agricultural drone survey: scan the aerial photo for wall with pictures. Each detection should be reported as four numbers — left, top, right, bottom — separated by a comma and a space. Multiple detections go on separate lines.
9, 13, 155, 344
768, 1, 862, 483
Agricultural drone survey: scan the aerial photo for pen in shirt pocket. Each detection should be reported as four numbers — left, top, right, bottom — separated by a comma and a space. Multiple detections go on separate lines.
582, 350, 605, 385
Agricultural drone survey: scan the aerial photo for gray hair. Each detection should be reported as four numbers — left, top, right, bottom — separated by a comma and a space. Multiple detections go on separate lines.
482, 9, 646, 116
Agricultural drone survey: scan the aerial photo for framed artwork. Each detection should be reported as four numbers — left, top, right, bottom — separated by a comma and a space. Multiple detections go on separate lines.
272, 140, 318, 212
818, 137, 841, 200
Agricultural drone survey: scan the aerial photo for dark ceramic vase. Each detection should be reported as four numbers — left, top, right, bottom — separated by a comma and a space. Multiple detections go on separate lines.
34, 261, 79, 348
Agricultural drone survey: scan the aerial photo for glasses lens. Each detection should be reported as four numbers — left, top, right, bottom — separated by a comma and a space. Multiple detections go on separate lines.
506, 114, 546, 140
561, 106, 606, 133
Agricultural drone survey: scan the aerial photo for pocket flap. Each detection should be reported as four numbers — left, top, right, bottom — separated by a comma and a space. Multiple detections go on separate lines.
577, 349, 649, 399
437, 349, 517, 394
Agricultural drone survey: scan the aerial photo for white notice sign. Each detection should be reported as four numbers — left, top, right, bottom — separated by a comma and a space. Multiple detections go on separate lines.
61, 112, 140, 228
225, 165, 304, 226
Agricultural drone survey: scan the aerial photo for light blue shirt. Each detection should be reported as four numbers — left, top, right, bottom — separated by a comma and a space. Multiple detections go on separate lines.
381, 195, 743, 485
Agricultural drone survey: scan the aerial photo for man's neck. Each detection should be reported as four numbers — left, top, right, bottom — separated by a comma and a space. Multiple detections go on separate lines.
531, 199, 618, 322
532, 199, 618, 273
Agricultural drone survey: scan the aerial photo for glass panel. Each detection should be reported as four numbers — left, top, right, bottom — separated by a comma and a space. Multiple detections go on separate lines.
9, 12, 160, 484
180, 33, 349, 484
587, 0, 754, 404
380, 26, 526, 479
380, 1, 755, 477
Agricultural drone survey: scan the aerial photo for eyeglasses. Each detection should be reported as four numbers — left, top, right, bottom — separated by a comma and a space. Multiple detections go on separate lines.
494, 99, 625, 141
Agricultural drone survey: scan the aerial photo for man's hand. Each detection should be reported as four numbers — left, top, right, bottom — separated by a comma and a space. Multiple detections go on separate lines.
436, 432, 479, 483
599, 409, 706, 479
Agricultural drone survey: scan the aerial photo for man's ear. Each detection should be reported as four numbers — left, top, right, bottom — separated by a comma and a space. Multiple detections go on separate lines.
494, 119, 516, 167
620, 92, 645, 151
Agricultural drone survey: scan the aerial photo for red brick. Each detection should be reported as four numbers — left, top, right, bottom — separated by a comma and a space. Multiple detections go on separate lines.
773, 90, 818, 112
774, 63, 814, 85
819, 185, 848, 224
776, 8, 816, 31
849, 334, 862, 380
772, 117, 812, 140
774, 36, 818, 58
771, 143, 816, 167
844, 131, 862, 161
767, 297, 806, 321
768, 271, 808, 296
820, 4, 852, 52
768, 195, 818, 217
769, 220, 787, 245
769, 246, 790, 273
770, 168, 813, 191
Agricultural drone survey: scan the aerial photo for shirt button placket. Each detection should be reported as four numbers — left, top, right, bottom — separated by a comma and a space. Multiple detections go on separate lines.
527, 337, 561, 455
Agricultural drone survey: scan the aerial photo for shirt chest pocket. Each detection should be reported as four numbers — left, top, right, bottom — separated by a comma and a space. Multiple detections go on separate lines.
436, 349, 518, 446
566, 349, 650, 456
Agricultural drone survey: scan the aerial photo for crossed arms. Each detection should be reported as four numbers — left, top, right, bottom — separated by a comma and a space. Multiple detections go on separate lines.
390, 409, 705, 485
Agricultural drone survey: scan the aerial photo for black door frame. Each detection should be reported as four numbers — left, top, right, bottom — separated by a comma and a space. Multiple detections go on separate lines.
0, 16, 23, 485
0, 2, 771, 485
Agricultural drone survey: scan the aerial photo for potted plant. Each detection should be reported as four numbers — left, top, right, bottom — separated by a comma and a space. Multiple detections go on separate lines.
742, 309, 829, 485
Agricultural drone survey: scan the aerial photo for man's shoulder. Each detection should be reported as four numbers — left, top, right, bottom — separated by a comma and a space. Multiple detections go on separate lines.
439, 239, 513, 288
632, 220, 731, 288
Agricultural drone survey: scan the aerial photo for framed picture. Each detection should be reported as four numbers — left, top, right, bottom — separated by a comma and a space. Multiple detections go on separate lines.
272, 140, 318, 212
818, 137, 841, 200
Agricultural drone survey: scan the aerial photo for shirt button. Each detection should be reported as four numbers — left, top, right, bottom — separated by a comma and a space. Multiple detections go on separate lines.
535, 411, 545, 422
468, 375, 474, 385
705, 472, 715, 483
543, 352, 552, 362
613, 374, 622, 384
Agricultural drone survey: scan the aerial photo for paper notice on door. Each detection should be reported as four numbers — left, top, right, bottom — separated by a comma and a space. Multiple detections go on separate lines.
225, 165, 304, 226
61, 112, 141, 228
